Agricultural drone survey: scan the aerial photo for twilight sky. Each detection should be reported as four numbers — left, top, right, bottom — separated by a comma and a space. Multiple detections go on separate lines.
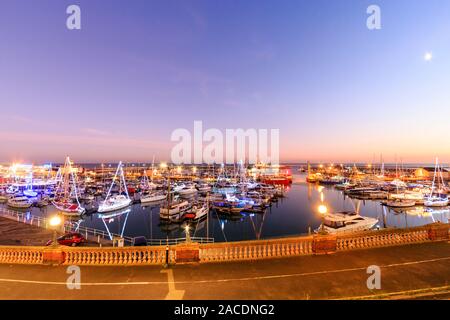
1, 0, 450, 164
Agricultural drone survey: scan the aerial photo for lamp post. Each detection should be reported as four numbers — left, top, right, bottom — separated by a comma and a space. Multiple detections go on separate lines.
317, 204, 328, 234
49, 215, 62, 247
185, 225, 191, 244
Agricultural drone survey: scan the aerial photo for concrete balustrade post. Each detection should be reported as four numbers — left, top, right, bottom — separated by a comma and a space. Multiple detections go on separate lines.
42, 247, 65, 266
175, 243, 200, 264
427, 223, 450, 241
313, 233, 337, 255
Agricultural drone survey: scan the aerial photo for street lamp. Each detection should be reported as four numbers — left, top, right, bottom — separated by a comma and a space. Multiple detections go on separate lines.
185, 224, 191, 244
49, 215, 62, 247
317, 204, 328, 234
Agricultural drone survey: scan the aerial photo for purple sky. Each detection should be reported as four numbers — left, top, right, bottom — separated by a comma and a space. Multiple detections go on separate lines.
1, 0, 450, 164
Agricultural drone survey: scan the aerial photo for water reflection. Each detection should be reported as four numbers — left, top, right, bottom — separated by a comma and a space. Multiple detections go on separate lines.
2, 174, 449, 242
98, 208, 132, 240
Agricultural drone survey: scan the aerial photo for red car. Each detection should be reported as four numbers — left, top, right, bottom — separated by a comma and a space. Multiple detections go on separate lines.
46, 232, 86, 247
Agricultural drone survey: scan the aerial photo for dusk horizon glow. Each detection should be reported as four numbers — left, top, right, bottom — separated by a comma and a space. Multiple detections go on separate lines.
2, 0, 450, 164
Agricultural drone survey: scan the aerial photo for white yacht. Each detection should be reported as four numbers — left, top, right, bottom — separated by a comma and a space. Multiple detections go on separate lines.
424, 195, 449, 207
140, 191, 167, 204
98, 162, 132, 213
98, 195, 132, 213
178, 185, 198, 196
424, 158, 449, 208
7, 195, 32, 209
52, 157, 85, 216
315, 211, 378, 234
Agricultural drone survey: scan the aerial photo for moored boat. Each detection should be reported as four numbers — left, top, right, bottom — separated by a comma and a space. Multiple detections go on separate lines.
424, 158, 449, 208
52, 157, 85, 215
159, 200, 191, 220
315, 211, 378, 234
98, 162, 132, 213
184, 202, 209, 221
383, 199, 416, 208
7, 195, 32, 209
140, 191, 167, 204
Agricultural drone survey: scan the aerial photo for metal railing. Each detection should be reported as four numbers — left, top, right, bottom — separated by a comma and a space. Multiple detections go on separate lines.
146, 237, 214, 246
0, 207, 213, 247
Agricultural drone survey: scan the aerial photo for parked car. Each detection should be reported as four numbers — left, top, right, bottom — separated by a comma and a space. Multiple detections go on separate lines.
46, 232, 86, 247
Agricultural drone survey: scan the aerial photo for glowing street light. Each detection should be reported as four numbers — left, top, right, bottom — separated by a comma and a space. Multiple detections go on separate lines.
318, 204, 328, 215
49, 215, 62, 247
49, 215, 62, 227
317, 204, 328, 234
185, 225, 191, 243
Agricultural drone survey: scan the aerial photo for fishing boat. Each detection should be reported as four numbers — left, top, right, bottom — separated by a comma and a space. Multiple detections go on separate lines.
52, 157, 85, 215
315, 211, 378, 234
98, 162, 132, 213
424, 158, 449, 207
7, 195, 32, 209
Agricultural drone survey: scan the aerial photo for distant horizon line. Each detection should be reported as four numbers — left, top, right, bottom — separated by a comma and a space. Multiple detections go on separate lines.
0, 161, 448, 167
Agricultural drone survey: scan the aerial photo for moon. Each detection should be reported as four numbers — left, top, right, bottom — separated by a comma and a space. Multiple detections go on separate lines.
424, 52, 433, 61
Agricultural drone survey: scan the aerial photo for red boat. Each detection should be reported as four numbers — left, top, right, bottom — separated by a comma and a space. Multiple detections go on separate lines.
262, 177, 291, 185
52, 200, 85, 214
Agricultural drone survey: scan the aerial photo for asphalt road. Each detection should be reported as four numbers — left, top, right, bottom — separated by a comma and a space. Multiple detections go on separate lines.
0, 242, 449, 300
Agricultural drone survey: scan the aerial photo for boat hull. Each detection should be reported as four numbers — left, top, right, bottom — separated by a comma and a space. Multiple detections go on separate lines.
98, 199, 132, 213
140, 194, 167, 203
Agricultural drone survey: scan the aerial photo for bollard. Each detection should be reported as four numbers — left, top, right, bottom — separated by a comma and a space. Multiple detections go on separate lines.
164, 245, 169, 268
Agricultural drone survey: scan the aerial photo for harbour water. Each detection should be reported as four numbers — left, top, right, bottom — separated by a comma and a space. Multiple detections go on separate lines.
1, 172, 449, 243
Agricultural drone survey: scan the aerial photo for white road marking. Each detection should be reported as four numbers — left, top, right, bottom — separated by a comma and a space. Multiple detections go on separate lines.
161, 269, 185, 300
0, 255, 449, 286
